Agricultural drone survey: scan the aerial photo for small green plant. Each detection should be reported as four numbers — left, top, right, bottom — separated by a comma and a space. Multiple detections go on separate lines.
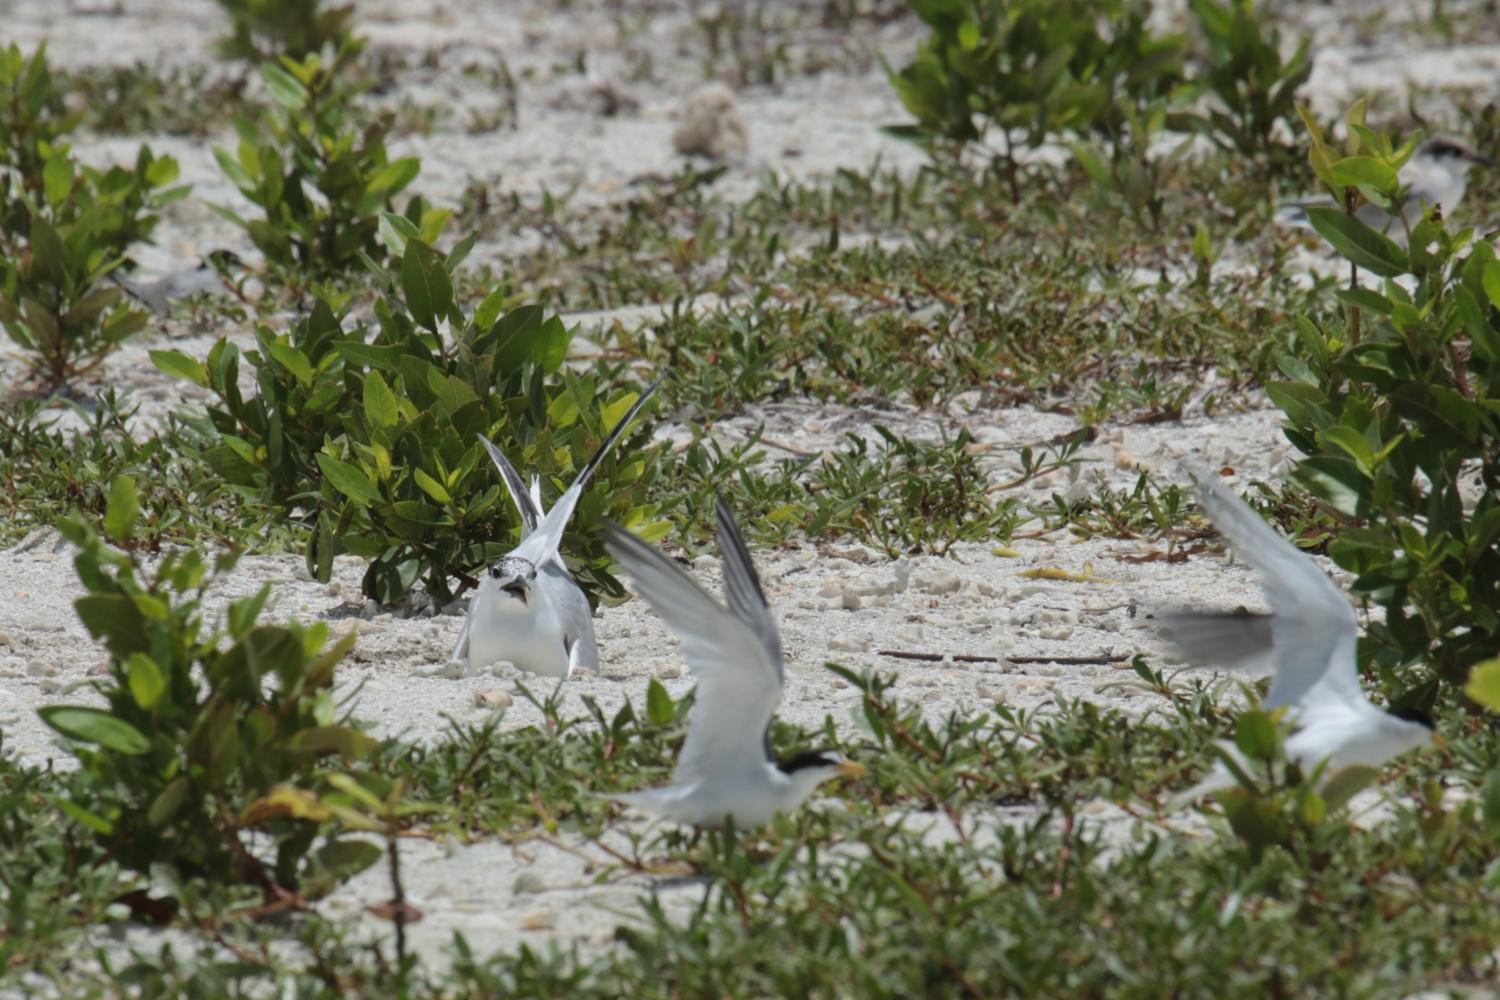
214, 48, 420, 286
0, 389, 290, 548
1268, 113, 1500, 690
1070, 97, 1192, 230
213, 0, 356, 64
887, 0, 1184, 200
0, 43, 186, 386
1186, 0, 1312, 173
154, 226, 664, 604
41, 478, 379, 900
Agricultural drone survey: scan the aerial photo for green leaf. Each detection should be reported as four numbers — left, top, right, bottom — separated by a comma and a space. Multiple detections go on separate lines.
1234, 710, 1278, 762
42, 152, 73, 207
1305, 207, 1409, 278
147, 776, 190, 827
1320, 765, 1382, 810
600, 390, 645, 435
125, 652, 165, 710
104, 475, 140, 543
1320, 426, 1376, 475
316, 454, 383, 506
378, 210, 418, 258
39, 706, 150, 755
412, 467, 453, 504
1291, 455, 1368, 517
56, 798, 115, 835
646, 678, 674, 726
363, 370, 400, 431
400, 240, 452, 333
260, 61, 309, 109
150, 349, 208, 386
267, 342, 315, 388
75, 594, 150, 657
1329, 156, 1399, 194
366, 157, 420, 197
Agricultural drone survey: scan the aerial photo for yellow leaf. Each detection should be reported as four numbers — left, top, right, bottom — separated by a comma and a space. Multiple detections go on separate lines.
1464, 657, 1500, 711
241, 784, 331, 826
991, 545, 1022, 558
1016, 566, 1119, 584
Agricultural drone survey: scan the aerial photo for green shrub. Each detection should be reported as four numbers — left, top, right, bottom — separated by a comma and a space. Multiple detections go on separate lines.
1268, 115, 1500, 691
887, 0, 1184, 199
154, 225, 665, 605
213, 48, 420, 286
1185, 0, 1311, 173
42, 479, 380, 898
0, 43, 186, 386
214, 0, 356, 64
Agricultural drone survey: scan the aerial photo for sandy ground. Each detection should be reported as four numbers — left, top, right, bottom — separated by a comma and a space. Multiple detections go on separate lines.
1, 0, 1494, 971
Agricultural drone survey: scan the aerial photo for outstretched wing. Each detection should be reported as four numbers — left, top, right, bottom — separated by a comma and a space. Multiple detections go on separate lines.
511, 377, 662, 566
478, 435, 541, 536
603, 499, 783, 789
1177, 464, 1362, 711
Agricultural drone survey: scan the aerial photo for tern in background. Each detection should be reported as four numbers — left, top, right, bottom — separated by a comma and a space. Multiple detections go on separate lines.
1277, 135, 1496, 237
110, 250, 246, 315
601, 497, 865, 827
1164, 465, 1440, 801
448, 379, 660, 678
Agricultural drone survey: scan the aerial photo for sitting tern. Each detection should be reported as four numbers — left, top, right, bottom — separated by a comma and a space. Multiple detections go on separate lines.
1277, 135, 1495, 237
601, 497, 866, 827
449, 379, 660, 678
1164, 465, 1440, 800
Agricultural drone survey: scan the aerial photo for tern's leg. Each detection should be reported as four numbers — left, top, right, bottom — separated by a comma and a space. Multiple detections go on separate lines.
449, 606, 474, 676
567, 628, 599, 677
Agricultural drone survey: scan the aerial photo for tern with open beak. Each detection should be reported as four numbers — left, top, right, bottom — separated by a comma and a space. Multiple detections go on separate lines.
448, 379, 660, 678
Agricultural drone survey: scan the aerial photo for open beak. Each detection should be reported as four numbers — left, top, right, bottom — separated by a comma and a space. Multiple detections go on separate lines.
500, 581, 529, 605
837, 760, 868, 780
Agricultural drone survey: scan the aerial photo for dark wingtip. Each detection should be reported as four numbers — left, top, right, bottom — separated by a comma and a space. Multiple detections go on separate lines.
775, 748, 840, 774
713, 493, 767, 603
573, 378, 664, 491
1387, 705, 1436, 730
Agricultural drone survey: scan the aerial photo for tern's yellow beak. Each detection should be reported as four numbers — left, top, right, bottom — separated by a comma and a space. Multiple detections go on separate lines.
837, 760, 868, 780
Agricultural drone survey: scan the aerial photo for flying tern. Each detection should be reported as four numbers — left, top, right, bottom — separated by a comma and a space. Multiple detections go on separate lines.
1277, 135, 1496, 237
1164, 465, 1440, 801
601, 497, 866, 827
449, 379, 660, 678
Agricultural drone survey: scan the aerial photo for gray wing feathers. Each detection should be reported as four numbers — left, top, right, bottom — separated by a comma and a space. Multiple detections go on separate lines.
600, 521, 727, 642
1181, 464, 1362, 710
714, 495, 782, 674
479, 435, 541, 535
1160, 611, 1275, 669
538, 563, 596, 668
1184, 465, 1353, 626
603, 508, 785, 789
511, 378, 661, 566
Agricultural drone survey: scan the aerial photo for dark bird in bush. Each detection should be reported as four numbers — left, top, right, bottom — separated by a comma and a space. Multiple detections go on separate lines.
1277, 135, 1496, 236
601, 496, 866, 828
448, 378, 660, 678
1164, 464, 1442, 802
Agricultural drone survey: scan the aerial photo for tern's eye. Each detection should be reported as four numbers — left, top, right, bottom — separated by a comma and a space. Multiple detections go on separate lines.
488, 564, 505, 579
